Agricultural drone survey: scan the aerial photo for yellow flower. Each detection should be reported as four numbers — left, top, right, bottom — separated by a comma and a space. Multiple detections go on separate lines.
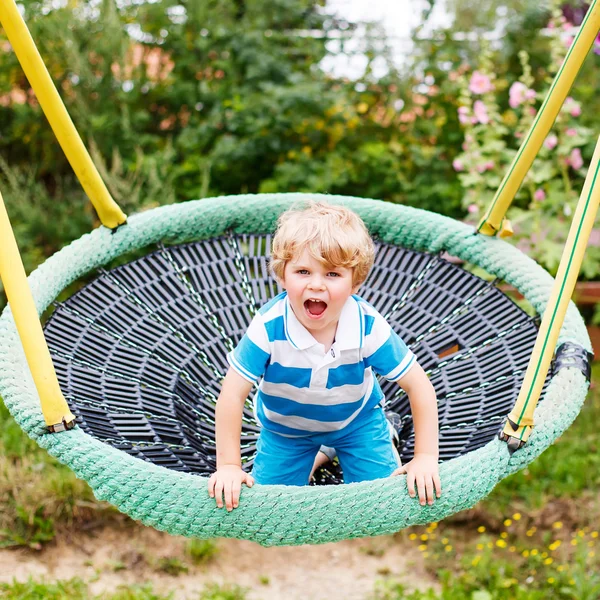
569, 579, 575, 585
476, 544, 484, 551
578, 530, 585, 538
522, 550, 530, 557
496, 540, 507, 548
472, 556, 481, 566
541, 552, 548, 559
430, 522, 438, 529
571, 539, 578, 546
409, 533, 417, 540
591, 531, 598, 539
544, 558, 553, 565
526, 529, 536, 537
530, 549, 538, 556
509, 546, 516, 552
512, 513, 522, 521
418, 544, 427, 551
477, 526, 486, 533
557, 565, 565, 572
445, 545, 453, 552
420, 534, 428, 541
552, 521, 563, 529
442, 538, 449, 545
589, 551, 596, 558
504, 519, 512, 527
548, 577, 555, 584
487, 542, 493, 549
357, 102, 369, 114
500, 532, 508, 539
549, 541, 562, 551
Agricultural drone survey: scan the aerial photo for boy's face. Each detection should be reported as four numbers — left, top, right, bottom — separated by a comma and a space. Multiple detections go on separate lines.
280, 248, 358, 343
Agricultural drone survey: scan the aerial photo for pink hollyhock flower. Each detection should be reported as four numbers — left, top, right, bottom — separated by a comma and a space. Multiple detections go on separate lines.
473, 100, 489, 124
566, 128, 577, 137
509, 82, 529, 108
544, 134, 558, 150
595, 35, 600, 55
469, 71, 494, 94
534, 188, 546, 202
563, 35, 574, 48
485, 160, 495, 170
525, 89, 536, 101
453, 159, 464, 172
568, 148, 584, 170
468, 204, 478, 214
589, 229, 600, 247
458, 106, 470, 124
477, 163, 486, 173
564, 97, 581, 117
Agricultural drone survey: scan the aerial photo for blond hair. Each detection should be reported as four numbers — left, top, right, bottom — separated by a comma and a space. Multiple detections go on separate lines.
270, 201, 375, 288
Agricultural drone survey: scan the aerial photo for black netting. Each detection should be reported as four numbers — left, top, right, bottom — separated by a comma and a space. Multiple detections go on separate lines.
43, 235, 548, 482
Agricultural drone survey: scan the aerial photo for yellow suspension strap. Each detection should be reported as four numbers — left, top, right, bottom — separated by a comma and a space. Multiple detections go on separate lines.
0, 190, 75, 432
500, 135, 600, 450
478, 0, 600, 237
0, 0, 126, 229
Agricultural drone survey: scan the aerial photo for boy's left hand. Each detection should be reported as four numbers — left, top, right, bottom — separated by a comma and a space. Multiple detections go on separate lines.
392, 454, 441, 506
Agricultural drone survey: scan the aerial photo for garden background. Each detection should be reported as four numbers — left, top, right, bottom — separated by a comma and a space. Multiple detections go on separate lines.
0, 0, 599, 598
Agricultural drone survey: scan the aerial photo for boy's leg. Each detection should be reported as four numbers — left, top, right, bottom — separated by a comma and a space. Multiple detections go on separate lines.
333, 406, 400, 484
251, 428, 319, 486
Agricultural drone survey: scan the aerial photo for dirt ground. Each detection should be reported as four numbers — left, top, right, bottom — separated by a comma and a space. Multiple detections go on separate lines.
1, 522, 437, 599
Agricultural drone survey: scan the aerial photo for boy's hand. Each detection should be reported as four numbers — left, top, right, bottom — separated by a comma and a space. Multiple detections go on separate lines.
392, 454, 441, 506
208, 465, 254, 511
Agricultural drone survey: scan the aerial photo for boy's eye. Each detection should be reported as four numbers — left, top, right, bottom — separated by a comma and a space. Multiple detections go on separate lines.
297, 269, 310, 275
327, 272, 340, 277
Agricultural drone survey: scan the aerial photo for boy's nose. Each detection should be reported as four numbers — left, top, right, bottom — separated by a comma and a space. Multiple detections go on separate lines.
308, 276, 326, 290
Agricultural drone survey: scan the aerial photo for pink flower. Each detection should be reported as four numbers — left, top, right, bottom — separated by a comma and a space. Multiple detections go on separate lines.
566, 128, 577, 137
453, 159, 464, 172
564, 97, 581, 117
589, 229, 600, 247
509, 82, 534, 109
568, 148, 584, 170
544, 134, 558, 150
469, 71, 494, 94
473, 100, 489, 124
534, 188, 546, 202
485, 160, 495, 170
477, 163, 487, 173
458, 106, 470, 124
468, 204, 478, 214
563, 36, 574, 48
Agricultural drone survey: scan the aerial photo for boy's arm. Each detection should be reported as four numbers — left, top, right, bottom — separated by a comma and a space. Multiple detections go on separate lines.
208, 367, 255, 511
392, 363, 441, 504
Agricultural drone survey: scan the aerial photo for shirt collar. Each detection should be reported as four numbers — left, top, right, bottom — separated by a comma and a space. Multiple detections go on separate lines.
283, 293, 363, 351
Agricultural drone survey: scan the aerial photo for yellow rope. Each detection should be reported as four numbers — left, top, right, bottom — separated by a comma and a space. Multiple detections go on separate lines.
478, 0, 600, 237
0, 189, 75, 430
0, 0, 126, 229
502, 135, 600, 446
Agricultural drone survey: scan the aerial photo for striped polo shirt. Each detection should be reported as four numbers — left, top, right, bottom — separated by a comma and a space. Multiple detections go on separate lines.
227, 292, 416, 437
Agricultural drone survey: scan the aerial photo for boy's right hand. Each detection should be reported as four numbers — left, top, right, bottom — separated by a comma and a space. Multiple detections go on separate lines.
208, 465, 254, 511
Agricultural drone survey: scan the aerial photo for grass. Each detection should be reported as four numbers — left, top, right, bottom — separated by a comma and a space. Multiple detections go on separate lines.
0, 402, 114, 549
0, 579, 248, 599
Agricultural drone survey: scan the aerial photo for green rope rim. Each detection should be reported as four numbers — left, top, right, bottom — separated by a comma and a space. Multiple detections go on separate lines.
0, 194, 591, 546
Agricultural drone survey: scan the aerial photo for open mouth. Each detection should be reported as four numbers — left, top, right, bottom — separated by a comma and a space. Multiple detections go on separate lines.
304, 299, 327, 318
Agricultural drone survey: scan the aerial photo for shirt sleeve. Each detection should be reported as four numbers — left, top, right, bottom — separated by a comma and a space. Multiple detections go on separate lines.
363, 310, 416, 382
226, 313, 271, 383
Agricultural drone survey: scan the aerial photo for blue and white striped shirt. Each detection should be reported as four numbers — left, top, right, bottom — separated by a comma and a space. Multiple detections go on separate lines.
227, 292, 416, 437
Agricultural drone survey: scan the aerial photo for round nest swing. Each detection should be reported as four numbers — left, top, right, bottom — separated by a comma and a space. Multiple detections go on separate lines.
0, 193, 592, 546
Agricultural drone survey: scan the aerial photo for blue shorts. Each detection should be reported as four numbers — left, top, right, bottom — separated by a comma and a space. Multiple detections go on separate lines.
251, 405, 399, 486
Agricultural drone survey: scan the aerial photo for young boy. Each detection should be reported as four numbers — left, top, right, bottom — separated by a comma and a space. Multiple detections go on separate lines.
208, 202, 441, 510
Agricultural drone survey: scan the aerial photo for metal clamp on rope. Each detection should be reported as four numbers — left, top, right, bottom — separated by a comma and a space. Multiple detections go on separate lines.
47, 417, 76, 433
498, 417, 530, 453
553, 342, 594, 383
